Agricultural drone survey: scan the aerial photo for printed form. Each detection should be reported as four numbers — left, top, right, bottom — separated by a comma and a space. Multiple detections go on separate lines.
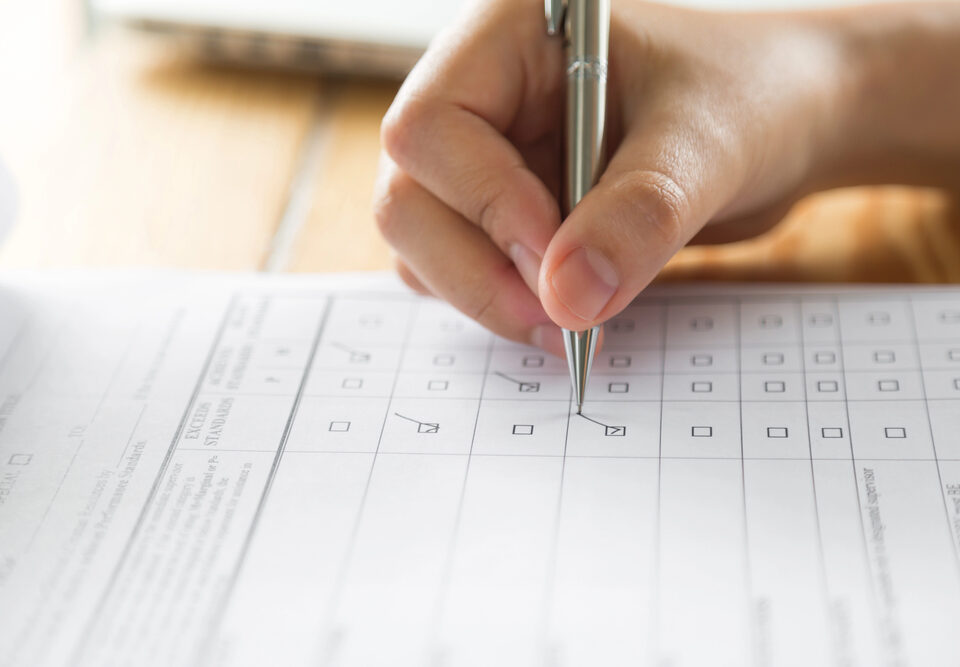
0, 271, 959, 667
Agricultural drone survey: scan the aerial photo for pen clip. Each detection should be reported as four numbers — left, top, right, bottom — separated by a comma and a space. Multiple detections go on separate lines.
545, 0, 567, 35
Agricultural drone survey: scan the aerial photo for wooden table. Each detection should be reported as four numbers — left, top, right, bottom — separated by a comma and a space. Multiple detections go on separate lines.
2, 0, 959, 285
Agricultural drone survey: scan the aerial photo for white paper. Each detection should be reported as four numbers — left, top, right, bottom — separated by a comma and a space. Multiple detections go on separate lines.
1, 270, 959, 667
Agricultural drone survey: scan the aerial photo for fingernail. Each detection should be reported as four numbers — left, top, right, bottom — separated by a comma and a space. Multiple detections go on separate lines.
509, 243, 541, 295
550, 247, 618, 322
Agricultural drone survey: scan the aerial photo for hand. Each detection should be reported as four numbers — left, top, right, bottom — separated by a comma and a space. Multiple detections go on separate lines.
374, 0, 959, 355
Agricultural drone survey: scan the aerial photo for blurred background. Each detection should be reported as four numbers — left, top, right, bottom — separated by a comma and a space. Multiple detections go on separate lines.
0, 0, 957, 282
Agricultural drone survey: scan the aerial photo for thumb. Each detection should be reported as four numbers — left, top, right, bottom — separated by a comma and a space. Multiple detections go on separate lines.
538, 131, 728, 330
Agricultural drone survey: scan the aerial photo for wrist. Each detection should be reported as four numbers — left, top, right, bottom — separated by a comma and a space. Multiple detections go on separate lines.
816, 4, 960, 189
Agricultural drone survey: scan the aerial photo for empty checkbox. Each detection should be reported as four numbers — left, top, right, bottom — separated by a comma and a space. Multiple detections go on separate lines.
867, 311, 890, 325
8, 453, 32, 465
342, 377, 363, 389
821, 427, 844, 439
512, 424, 534, 436
764, 381, 786, 393
609, 355, 632, 368
760, 315, 783, 328
873, 350, 896, 364
884, 426, 906, 439
766, 427, 788, 438
328, 421, 351, 432
762, 353, 784, 366
427, 379, 449, 391
691, 354, 713, 367
522, 355, 544, 368
813, 351, 836, 365
691, 381, 713, 393
878, 379, 900, 392
809, 313, 833, 327
817, 380, 839, 393
518, 382, 541, 393
433, 354, 455, 366
608, 382, 629, 394
691, 426, 713, 437
690, 317, 713, 331
418, 422, 440, 434
604, 425, 627, 437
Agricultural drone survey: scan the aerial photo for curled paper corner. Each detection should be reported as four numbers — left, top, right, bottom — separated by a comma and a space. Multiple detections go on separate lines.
0, 155, 17, 248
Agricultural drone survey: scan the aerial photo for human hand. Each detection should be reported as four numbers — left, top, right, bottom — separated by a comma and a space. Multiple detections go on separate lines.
374, 0, 938, 354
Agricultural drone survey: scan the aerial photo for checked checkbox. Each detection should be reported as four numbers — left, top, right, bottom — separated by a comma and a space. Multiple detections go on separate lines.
604, 425, 626, 437
518, 382, 540, 393
417, 422, 440, 434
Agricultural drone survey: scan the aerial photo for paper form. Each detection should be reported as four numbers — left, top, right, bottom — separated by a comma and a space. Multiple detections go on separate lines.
1, 270, 959, 667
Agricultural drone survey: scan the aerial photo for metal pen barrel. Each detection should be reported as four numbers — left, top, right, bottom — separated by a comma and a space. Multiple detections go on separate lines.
560, 0, 609, 413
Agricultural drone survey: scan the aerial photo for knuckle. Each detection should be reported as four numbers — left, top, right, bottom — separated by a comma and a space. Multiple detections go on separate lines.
611, 169, 690, 248
372, 170, 415, 242
380, 94, 430, 165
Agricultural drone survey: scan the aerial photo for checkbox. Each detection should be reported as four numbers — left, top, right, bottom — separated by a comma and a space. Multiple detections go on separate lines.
690, 317, 713, 331
821, 427, 844, 439
766, 427, 789, 438
433, 354, 455, 366
762, 353, 784, 366
512, 424, 534, 436
522, 355, 544, 368
884, 426, 906, 439
948, 349, 960, 362
604, 425, 627, 437
418, 422, 440, 434
760, 315, 783, 328
691, 354, 713, 367
813, 351, 836, 365
878, 379, 900, 392
873, 350, 896, 364
941, 310, 960, 324
349, 351, 370, 363
817, 380, 839, 393
359, 315, 382, 329
764, 381, 786, 393
809, 313, 833, 327
328, 421, 351, 432
610, 319, 635, 333
954, 378, 960, 391
8, 453, 32, 465
867, 311, 890, 325
691, 426, 713, 437
518, 382, 540, 393
608, 382, 629, 394
427, 379, 449, 391
691, 381, 713, 393
609, 355, 632, 368
341, 377, 363, 389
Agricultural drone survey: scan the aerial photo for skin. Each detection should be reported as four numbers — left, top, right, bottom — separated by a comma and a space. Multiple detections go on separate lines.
374, 0, 960, 357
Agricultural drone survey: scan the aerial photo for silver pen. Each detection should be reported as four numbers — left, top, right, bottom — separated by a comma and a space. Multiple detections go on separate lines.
546, 0, 610, 414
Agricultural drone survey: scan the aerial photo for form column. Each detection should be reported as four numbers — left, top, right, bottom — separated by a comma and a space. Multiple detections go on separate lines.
739, 298, 831, 665
328, 299, 491, 667
801, 298, 882, 666
550, 301, 664, 665
839, 297, 960, 665
658, 298, 749, 666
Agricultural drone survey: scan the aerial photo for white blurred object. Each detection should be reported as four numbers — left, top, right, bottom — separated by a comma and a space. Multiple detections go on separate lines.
0, 156, 15, 249
91, 0, 928, 78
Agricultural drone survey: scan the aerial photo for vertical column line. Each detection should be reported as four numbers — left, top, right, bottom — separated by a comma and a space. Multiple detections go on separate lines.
796, 298, 834, 653
906, 296, 960, 575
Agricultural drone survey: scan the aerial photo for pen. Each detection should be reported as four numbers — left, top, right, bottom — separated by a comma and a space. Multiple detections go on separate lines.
546, 0, 610, 414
